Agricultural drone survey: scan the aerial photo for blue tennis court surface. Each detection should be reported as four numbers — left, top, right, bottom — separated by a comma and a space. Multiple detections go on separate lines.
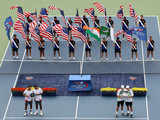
0, 16, 160, 120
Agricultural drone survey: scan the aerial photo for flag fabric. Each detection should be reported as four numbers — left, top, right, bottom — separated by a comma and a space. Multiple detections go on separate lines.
84, 8, 95, 23
117, 6, 123, 19
74, 9, 82, 25
30, 12, 38, 21
24, 11, 31, 17
124, 30, 133, 42
29, 21, 40, 42
14, 20, 26, 39
4, 16, 14, 40
93, 2, 105, 13
104, 8, 107, 25
98, 26, 110, 37
48, 5, 58, 10
40, 30, 53, 41
10, 6, 18, 10
83, 26, 100, 42
39, 22, 49, 31
129, 4, 138, 21
131, 27, 147, 41
16, 7, 25, 22
59, 9, 66, 25
114, 30, 124, 37
110, 27, 115, 42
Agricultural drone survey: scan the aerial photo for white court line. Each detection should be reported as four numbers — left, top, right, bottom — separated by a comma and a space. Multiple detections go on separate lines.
2, 50, 26, 120
0, 42, 10, 67
5, 116, 148, 120
80, 43, 86, 74
141, 40, 149, 120
75, 96, 80, 120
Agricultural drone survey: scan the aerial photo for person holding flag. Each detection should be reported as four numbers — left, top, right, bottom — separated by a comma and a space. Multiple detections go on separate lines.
67, 17, 73, 37
125, 85, 134, 118
53, 36, 61, 59
38, 36, 45, 60
138, 15, 146, 28
131, 38, 138, 60
100, 37, 108, 60
11, 34, 20, 59
25, 34, 32, 59
94, 16, 100, 28
122, 17, 129, 38
4, 16, 13, 40
85, 37, 92, 60
147, 36, 154, 60
68, 36, 76, 60
114, 37, 122, 60
107, 17, 114, 28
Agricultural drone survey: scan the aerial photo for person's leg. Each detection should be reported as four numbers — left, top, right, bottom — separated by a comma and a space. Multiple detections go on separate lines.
130, 102, 133, 117
116, 101, 120, 117
29, 48, 31, 57
120, 101, 124, 115
105, 50, 108, 58
29, 101, 33, 115
16, 49, 19, 57
119, 51, 122, 60
12, 49, 15, 57
131, 51, 134, 60
39, 101, 43, 116
151, 51, 154, 59
58, 50, 60, 57
147, 50, 149, 59
42, 49, 45, 57
126, 102, 130, 116
136, 51, 138, 60
115, 51, 117, 59
24, 101, 28, 116
34, 101, 39, 115
26, 48, 29, 57
54, 49, 56, 57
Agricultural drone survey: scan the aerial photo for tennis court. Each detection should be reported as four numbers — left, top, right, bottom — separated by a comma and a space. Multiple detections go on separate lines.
0, 16, 159, 120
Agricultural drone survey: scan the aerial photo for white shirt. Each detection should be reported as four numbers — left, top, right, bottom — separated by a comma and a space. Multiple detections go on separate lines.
117, 89, 124, 101
34, 88, 43, 101
125, 89, 134, 102
23, 89, 34, 101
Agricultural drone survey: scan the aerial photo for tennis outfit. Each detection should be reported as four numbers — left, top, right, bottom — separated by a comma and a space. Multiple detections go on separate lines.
117, 89, 125, 107
23, 89, 34, 106
34, 88, 43, 102
125, 89, 134, 107
115, 40, 121, 53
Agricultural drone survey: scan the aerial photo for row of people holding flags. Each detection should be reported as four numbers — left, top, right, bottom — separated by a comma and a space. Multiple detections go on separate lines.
4, 2, 153, 60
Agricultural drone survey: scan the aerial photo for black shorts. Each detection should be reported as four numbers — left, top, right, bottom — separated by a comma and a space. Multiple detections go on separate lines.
69, 48, 74, 53
12, 48, 18, 52
115, 49, 121, 53
86, 48, 91, 52
147, 48, 154, 52
117, 101, 124, 107
125, 102, 133, 107
39, 47, 45, 51
132, 49, 137, 53
25, 101, 32, 106
35, 100, 42, 105
26, 46, 31, 50
54, 47, 59, 51
101, 48, 107, 53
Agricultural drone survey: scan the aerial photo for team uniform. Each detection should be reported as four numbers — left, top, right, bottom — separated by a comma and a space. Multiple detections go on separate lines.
33, 87, 43, 116
69, 40, 75, 59
122, 18, 129, 38
100, 40, 108, 60
139, 18, 146, 27
147, 39, 154, 60
94, 18, 100, 28
107, 19, 114, 28
39, 40, 45, 59
25, 37, 32, 59
23, 88, 34, 116
115, 40, 122, 60
11, 37, 19, 58
131, 41, 138, 60
53, 39, 61, 59
85, 41, 92, 60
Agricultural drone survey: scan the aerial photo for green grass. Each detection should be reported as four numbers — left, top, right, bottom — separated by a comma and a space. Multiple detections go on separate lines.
0, 0, 160, 60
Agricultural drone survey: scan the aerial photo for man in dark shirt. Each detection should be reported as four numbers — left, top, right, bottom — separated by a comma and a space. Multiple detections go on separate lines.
68, 36, 76, 60
94, 16, 100, 28
147, 36, 154, 60
122, 17, 129, 38
85, 37, 92, 60
11, 34, 19, 59
53, 37, 61, 59
107, 17, 114, 28
82, 15, 89, 38
115, 37, 122, 60
100, 38, 108, 60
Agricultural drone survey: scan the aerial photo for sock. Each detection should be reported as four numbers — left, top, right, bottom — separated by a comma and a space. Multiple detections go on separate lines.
127, 111, 130, 113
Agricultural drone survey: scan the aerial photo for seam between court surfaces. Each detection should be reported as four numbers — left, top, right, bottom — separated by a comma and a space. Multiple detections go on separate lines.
141, 40, 149, 120
5, 116, 148, 120
0, 42, 10, 68
2, 50, 26, 120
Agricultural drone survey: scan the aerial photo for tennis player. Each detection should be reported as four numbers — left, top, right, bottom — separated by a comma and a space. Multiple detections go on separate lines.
53, 37, 61, 59
116, 85, 125, 117
85, 37, 92, 60
33, 86, 43, 116
147, 36, 154, 60
100, 37, 108, 60
125, 85, 134, 117
26, 34, 32, 59
11, 34, 19, 59
131, 38, 138, 60
68, 36, 76, 60
115, 37, 122, 60
23, 86, 34, 116
38, 36, 45, 60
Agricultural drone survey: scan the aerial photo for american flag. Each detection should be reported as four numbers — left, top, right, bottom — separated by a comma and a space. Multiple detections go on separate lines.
10, 6, 18, 10
30, 12, 38, 21
124, 31, 133, 43
53, 24, 69, 40
129, 4, 138, 21
84, 8, 95, 23
39, 22, 49, 31
24, 11, 31, 17
14, 20, 26, 39
40, 30, 53, 41
30, 31, 40, 42
29, 21, 37, 31
93, 2, 105, 13
114, 30, 124, 37
117, 5, 124, 19
74, 9, 82, 25
59, 9, 67, 25
16, 7, 25, 22
71, 26, 87, 43
48, 5, 58, 10
104, 8, 107, 25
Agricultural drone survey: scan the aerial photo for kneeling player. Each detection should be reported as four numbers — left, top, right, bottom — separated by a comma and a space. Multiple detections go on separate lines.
34, 86, 43, 116
23, 86, 34, 116
125, 85, 134, 117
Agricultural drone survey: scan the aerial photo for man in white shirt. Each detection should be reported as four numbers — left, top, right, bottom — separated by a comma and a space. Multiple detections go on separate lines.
23, 86, 34, 116
125, 85, 134, 117
116, 85, 125, 117
33, 86, 43, 116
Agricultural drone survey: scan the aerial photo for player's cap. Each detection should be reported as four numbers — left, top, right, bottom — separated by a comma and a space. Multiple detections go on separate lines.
121, 85, 125, 88
126, 85, 130, 88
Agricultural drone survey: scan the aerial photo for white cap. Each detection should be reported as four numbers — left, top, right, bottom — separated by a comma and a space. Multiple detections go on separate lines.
126, 85, 130, 88
121, 85, 125, 88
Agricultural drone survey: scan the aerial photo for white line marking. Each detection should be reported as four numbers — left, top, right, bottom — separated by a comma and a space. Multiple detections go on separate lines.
80, 43, 86, 74
75, 96, 80, 120
5, 116, 148, 120
0, 42, 10, 67
141, 40, 149, 120
2, 50, 26, 120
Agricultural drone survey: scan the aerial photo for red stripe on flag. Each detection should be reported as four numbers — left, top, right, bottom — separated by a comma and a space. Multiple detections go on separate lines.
93, 2, 105, 13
